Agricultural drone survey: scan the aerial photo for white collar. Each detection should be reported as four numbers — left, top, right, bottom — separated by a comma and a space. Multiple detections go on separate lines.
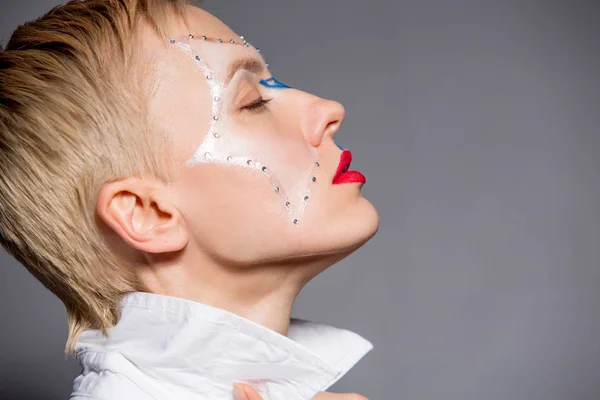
74, 292, 373, 399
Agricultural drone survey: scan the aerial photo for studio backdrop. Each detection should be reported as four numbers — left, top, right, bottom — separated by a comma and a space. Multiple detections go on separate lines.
1, 1, 599, 399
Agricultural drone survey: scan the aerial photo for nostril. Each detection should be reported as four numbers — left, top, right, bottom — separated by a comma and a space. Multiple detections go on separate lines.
325, 119, 342, 138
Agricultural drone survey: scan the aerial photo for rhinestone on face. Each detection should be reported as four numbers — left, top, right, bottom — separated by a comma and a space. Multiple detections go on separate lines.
201, 35, 207, 40
245, 43, 250, 47
188, 34, 194, 38
240, 35, 245, 40
204, 152, 210, 159
293, 219, 299, 225
206, 75, 212, 80
247, 160, 253, 166
213, 116, 219, 121
312, 176, 317, 182
214, 96, 220, 101
315, 161, 320, 167
218, 39, 223, 43
169, 39, 175, 44
227, 156, 232, 161
304, 196, 309, 200
230, 39, 235, 44
256, 48, 261, 53
195, 55, 201, 61
275, 187, 280, 193
213, 132, 220, 138
261, 166, 267, 172
285, 202, 290, 207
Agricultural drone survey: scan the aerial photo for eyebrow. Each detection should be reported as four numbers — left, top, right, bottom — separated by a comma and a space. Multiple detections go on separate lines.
226, 57, 266, 84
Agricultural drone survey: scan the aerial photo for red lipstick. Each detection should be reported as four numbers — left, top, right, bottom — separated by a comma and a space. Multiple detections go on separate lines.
332, 150, 366, 185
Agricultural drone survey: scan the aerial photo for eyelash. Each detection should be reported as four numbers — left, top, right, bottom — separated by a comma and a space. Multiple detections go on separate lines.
243, 97, 273, 112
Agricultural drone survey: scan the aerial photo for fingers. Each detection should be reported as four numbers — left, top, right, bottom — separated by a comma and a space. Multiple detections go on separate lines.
232, 383, 368, 400
313, 392, 369, 400
233, 383, 263, 400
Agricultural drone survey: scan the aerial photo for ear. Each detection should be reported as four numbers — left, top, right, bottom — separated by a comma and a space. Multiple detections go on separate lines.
96, 177, 188, 254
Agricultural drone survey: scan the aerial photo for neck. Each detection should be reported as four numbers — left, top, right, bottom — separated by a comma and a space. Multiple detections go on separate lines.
188, 266, 301, 335
138, 255, 320, 336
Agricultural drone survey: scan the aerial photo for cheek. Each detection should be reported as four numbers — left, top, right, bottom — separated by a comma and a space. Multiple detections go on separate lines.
150, 86, 213, 167
176, 163, 308, 263
186, 110, 321, 226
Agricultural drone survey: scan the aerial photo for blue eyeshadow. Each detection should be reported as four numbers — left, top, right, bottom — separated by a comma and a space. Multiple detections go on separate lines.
259, 77, 292, 89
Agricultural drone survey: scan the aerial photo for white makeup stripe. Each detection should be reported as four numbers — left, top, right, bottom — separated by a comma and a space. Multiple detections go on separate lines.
173, 39, 224, 168
170, 37, 319, 225
296, 147, 319, 221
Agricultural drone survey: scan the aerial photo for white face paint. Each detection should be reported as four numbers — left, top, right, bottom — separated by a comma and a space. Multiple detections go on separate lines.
169, 35, 319, 225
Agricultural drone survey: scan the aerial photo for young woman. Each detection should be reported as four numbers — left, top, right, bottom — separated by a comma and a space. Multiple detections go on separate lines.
0, 1, 379, 398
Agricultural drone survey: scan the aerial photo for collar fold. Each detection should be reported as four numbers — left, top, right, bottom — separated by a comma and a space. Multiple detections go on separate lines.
75, 292, 373, 400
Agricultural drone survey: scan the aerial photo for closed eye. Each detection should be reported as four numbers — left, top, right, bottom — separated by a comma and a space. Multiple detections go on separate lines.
242, 97, 273, 112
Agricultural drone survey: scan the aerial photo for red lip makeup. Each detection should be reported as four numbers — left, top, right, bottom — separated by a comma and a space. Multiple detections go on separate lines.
332, 150, 366, 185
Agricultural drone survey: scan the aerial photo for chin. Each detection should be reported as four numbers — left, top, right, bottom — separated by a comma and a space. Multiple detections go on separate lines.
346, 197, 380, 247
315, 196, 380, 256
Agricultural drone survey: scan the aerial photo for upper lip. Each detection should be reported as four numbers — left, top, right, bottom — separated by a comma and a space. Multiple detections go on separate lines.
332, 150, 353, 183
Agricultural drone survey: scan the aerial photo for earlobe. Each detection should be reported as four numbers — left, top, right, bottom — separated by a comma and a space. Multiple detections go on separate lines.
96, 177, 189, 254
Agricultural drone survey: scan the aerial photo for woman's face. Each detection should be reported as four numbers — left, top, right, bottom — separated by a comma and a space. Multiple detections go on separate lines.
149, 7, 379, 266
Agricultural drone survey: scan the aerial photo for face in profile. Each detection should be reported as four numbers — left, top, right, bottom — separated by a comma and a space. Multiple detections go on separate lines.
147, 6, 379, 269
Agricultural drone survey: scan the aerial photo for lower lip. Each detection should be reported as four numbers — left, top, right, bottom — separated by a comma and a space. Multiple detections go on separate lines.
333, 170, 366, 185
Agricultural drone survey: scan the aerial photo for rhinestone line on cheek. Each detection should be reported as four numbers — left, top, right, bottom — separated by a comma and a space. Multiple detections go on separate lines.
172, 39, 222, 164
169, 36, 318, 225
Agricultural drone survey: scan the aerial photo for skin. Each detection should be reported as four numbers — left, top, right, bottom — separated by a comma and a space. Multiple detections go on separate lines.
96, 5, 378, 397
234, 383, 369, 400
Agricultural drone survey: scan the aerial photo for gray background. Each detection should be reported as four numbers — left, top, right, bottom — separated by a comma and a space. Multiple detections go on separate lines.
1, 0, 599, 399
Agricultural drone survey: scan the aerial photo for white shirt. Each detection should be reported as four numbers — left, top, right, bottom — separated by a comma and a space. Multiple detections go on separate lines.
69, 292, 373, 400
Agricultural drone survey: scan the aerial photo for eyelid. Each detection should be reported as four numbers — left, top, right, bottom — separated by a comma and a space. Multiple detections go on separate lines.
243, 97, 273, 112
227, 77, 259, 108
226, 72, 275, 112
237, 88, 263, 109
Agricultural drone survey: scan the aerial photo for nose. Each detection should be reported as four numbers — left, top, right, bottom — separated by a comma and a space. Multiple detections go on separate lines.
303, 97, 346, 148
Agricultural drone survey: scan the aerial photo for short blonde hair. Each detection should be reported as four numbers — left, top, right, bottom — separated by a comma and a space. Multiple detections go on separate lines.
0, 0, 190, 355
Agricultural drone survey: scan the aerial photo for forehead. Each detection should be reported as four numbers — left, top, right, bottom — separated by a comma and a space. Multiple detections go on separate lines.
143, 6, 265, 80
173, 5, 237, 44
